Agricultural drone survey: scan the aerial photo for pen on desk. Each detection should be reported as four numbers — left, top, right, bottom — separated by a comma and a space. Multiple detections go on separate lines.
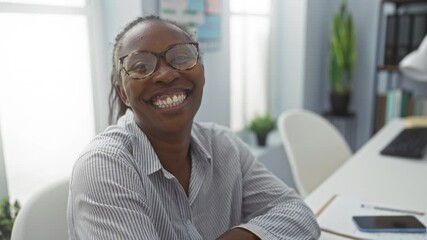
361, 204, 425, 216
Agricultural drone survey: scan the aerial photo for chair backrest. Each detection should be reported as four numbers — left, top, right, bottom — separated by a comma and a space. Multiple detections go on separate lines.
278, 109, 352, 198
11, 178, 69, 240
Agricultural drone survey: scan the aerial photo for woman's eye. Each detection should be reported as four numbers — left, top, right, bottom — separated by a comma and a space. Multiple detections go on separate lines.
130, 62, 150, 73
170, 55, 192, 65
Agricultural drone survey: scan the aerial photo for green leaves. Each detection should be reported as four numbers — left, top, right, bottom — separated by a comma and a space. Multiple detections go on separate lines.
0, 197, 20, 240
329, 0, 356, 95
248, 113, 276, 134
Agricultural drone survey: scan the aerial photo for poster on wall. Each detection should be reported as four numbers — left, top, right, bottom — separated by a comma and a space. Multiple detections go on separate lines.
160, 0, 221, 51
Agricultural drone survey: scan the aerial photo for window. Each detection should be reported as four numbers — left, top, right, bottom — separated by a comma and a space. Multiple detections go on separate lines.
229, 0, 271, 131
0, 1, 96, 203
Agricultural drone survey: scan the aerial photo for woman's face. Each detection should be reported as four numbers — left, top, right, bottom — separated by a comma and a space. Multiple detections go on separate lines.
116, 20, 205, 138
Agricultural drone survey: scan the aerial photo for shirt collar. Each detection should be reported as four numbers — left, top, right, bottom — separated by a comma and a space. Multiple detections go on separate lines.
190, 127, 212, 164
122, 110, 162, 175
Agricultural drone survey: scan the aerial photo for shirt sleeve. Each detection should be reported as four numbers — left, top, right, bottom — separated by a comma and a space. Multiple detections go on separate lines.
68, 150, 160, 240
233, 137, 321, 240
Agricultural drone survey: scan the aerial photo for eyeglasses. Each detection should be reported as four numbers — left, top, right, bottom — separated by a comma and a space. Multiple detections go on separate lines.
119, 42, 199, 80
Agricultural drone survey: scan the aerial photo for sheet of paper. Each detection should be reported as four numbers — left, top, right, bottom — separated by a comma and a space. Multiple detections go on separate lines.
317, 195, 427, 240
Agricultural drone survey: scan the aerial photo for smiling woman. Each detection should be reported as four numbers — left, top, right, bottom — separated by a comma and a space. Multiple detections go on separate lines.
68, 15, 320, 240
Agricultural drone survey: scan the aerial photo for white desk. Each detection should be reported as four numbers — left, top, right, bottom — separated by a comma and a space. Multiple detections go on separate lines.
305, 119, 427, 239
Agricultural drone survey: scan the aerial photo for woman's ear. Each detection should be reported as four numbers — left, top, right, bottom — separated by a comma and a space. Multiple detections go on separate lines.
115, 82, 130, 107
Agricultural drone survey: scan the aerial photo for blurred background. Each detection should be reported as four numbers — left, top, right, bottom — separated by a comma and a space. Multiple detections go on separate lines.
0, 0, 426, 205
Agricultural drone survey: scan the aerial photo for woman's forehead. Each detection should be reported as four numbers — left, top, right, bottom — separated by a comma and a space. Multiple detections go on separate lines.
120, 20, 191, 53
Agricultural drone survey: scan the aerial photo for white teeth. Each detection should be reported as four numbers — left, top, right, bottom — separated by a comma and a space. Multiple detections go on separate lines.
153, 92, 187, 109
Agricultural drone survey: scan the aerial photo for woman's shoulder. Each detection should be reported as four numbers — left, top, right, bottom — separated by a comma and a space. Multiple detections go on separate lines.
192, 122, 235, 139
79, 124, 134, 159
192, 122, 248, 153
191, 122, 254, 173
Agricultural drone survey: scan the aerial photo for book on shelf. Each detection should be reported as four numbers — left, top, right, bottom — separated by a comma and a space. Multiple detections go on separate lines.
375, 95, 387, 132
407, 97, 415, 117
385, 89, 397, 124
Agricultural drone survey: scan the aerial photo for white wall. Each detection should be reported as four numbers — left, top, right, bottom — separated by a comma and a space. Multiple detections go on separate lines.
0, 121, 8, 199
91, 0, 143, 132
349, 0, 380, 148
304, 0, 328, 113
194, 0, 230, 126
270, 0, 308, 116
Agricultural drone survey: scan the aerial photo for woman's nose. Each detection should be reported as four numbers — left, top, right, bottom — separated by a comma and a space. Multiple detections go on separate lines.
150, 59, 179, 84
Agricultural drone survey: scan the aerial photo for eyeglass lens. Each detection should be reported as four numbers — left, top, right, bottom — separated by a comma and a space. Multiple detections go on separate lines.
123, 43, 198, 79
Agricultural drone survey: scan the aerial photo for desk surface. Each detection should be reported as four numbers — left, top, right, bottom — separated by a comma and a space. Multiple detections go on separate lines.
305, 119, 427, 239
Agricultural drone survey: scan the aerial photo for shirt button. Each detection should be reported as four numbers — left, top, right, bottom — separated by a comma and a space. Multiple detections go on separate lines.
186, 219, 191, 225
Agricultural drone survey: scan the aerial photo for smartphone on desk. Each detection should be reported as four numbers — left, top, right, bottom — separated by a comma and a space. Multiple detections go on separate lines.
352, 215, 426, 233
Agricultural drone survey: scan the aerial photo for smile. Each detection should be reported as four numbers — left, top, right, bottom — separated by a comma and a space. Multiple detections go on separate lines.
152, 91, 188, 109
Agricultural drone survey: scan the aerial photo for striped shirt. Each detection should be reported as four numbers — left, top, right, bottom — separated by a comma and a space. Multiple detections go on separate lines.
68, 110, 320, 240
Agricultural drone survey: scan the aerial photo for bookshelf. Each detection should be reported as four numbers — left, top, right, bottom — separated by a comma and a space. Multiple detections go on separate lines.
373, 0, 427, 133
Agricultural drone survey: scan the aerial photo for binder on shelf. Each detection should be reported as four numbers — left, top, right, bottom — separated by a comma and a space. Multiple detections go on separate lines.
375, 95, 387, 132
424, 99, 427, 116
384, 15, 397, 65
383, 13, 426, 65
400, 90, 412, 117
397, 14, 411, 63
414, 98, 425, 116
412, 14, 427, 51
407, 97, 415, 116
385, 90, 395, 124
394, 89, 402, 119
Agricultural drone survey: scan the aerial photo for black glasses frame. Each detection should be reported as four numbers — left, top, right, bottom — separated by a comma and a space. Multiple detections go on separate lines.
119, 42, 199, 80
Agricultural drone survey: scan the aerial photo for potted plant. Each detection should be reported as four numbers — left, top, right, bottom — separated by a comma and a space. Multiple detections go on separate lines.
248, 113, 276, 147
328, 0, 356, 115
0, 197, 20, 240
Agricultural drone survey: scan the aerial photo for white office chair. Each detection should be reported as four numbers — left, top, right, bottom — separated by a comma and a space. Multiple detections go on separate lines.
278, 109, 352, 198
11, 178, 69, 240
